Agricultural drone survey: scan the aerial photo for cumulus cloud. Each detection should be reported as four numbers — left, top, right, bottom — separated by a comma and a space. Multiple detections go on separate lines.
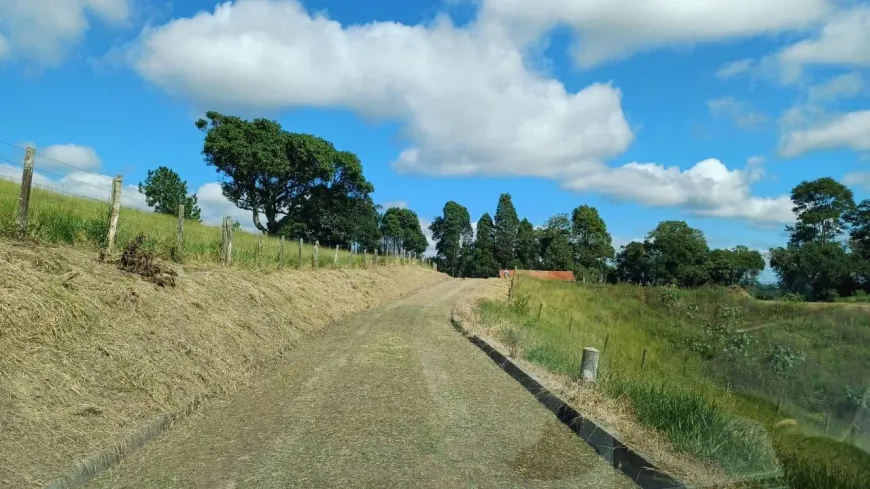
844, 171, 870, 189
193, 182, 259, 230
707, 97, 768, 130
779, 110, 870, 157
129, 0, 633, 179
35, 143, 103, 172
477, 0, 832, 68
0, 0, 130, 66
777, 5, 870, 73
125, 0, 808, 227
563, 158, 794, 226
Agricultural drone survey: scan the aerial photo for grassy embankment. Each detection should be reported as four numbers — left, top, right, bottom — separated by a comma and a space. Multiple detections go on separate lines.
475, 277, 870, 489
0, 178, 390, 268
0, 181, 445, 487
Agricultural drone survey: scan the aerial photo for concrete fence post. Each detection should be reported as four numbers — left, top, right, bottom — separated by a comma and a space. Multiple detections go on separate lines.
581, 347, 600, 383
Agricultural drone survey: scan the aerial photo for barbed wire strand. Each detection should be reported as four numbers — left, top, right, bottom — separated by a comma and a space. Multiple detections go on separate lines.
0, 153, 151, 207
0, 139, 109, 178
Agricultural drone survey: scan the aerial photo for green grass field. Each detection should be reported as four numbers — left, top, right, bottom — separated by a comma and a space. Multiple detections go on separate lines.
0, 179, 405, 269
478, 277, 870, 488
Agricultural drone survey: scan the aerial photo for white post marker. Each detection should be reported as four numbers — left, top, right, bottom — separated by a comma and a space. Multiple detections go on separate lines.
580, 347, 600, 383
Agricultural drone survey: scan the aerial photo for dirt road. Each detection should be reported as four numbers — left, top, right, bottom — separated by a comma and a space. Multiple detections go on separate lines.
88, 279, 635, 488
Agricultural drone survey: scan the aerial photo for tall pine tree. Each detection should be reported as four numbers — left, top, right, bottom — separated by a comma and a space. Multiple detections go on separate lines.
468, 213, 499, 277
430, 201, 473, 277
515, 218, 538, 269
493, 193, 519, 269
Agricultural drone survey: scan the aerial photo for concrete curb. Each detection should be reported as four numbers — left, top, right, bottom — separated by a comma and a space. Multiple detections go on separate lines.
450, 311, 686, 489
44, 394, 208, 489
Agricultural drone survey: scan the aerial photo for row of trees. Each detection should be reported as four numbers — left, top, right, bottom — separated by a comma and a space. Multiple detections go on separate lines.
429, 195, 767, 288
770, 177, 870, 301
137, 111, 428, 255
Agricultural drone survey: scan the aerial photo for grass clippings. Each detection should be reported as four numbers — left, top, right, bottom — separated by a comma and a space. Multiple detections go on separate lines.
0, 238, 445, 488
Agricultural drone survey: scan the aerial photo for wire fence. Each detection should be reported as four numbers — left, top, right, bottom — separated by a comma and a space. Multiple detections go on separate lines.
0, 140, 435, 270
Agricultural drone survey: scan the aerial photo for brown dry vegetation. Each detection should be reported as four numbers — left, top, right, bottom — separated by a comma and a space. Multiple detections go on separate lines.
451, 278, 737, 488
0, 238, 445, 488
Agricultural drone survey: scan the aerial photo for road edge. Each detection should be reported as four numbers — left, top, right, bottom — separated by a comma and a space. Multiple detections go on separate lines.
449, 308, 687, 489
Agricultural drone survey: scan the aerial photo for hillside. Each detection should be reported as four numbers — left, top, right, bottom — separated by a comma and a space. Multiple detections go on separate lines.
463, 277, 870, 488
0, 239, 445, 488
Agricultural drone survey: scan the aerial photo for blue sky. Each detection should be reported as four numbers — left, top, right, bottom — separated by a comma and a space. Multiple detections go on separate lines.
1, 0, 869, 281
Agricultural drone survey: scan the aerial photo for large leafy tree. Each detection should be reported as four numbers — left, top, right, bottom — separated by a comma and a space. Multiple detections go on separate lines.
493, 193, 520, 268
614, 241, 652, 285
430, 201, 473, 276
138, 166, 202, 221
570, 205, 614, 282
707, 246, 766, 286
787, 177, 855, 246
467, 213, 500, 278
194, 112, 375, 245
645, 220, 710, 286
515, 218, 538, 269
380, 207, 428, 255
538, 214, 573, 271
771, 177, 859, 300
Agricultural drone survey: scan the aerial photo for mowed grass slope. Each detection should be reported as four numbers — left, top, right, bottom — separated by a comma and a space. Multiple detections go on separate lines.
0, 239, 445, 488
476, 277, 870, 489
0, 179, 382, 268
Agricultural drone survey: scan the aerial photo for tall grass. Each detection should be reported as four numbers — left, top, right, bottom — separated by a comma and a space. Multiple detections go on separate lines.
477, 277, 870, 488
0, 179, 401, 269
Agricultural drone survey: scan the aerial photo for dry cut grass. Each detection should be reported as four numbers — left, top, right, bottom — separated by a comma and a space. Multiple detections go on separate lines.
0, 238, 445, 488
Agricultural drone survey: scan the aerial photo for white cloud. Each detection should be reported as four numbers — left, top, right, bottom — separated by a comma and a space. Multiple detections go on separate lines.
715, 58, 755, 79
380, 200, 408, 209
193, 182, 257, 230
126, 0, 806, 228
777, 5, 870, 73
129, 0, 632, 179
806, 72, 863, 103
779, 110, 870, 157
36, 143, 103, 172
844, 171, 870, 189
477, 0, 832, 68
563, 158, 794, 226
418, 218, 436, 256
707, 97, 768, 130
0, 0, 130, 66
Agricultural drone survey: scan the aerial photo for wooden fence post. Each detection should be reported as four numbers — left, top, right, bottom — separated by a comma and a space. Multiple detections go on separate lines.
568, 317, 573, 332
105, 175, 123, 254
16, 146, 35, 236
173, 203, 184, 263
220, 216, 233, 265
279, 236, 285, 266
374, 249, 378, 266
334, 244, 339, 265
313, 240, 319, 268
603, 333, 610, 353
298, 238, 303, 268
581, 347, 600, 383
641, 348, 648, 371
537, 302, 543, 319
